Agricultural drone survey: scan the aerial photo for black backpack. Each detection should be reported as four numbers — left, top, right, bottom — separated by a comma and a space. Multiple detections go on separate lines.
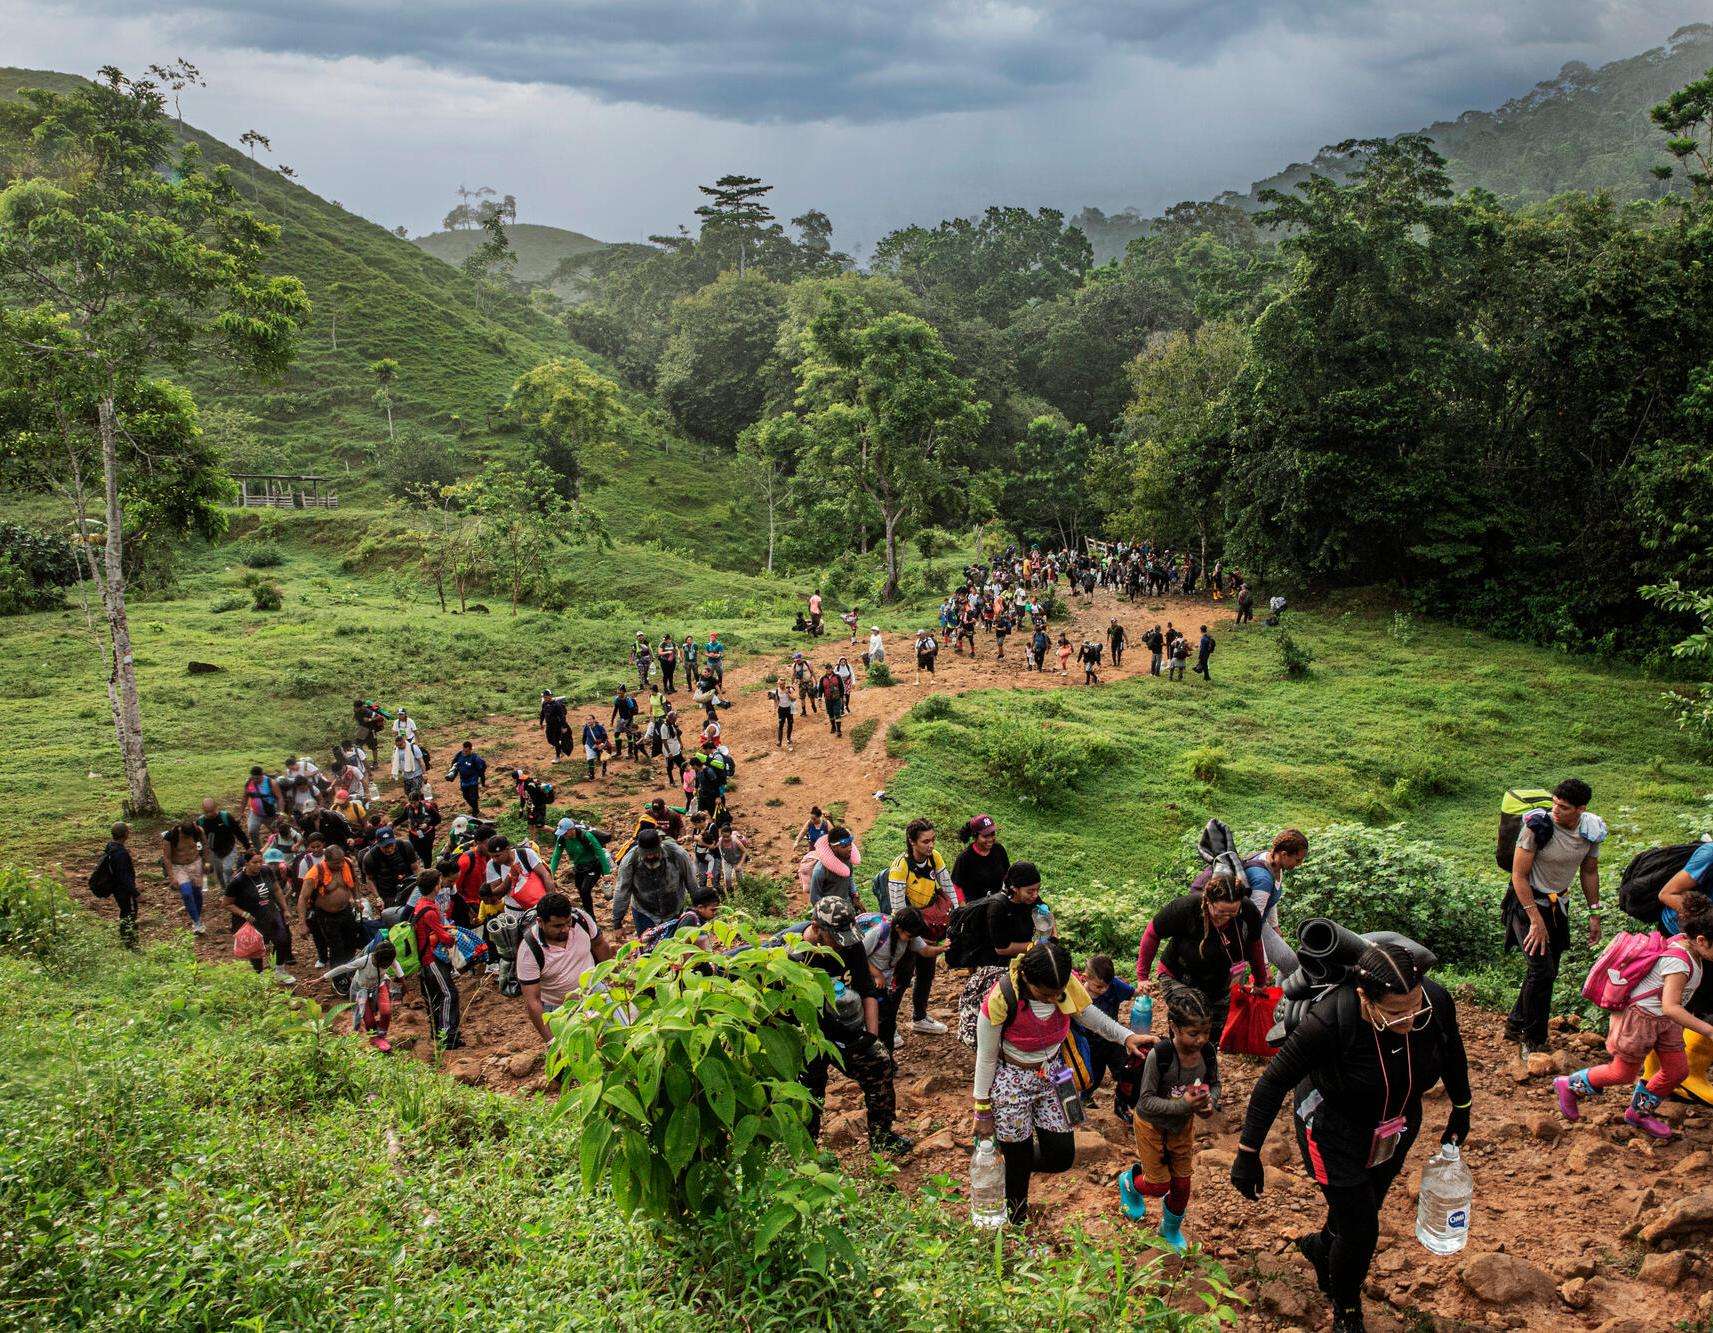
945, 898, 990, 969
1617, 844, 1700, 926
87, 849, 116, 900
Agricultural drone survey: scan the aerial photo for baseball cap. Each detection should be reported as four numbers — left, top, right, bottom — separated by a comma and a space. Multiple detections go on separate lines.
375, 826, 397, 845
555, 816, 575, 838
811, 896, 860, 947
636, 826, 662, 851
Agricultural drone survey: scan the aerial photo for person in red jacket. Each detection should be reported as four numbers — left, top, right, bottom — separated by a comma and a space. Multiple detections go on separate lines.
412, 880, 463, 1050
448, 840, 490, 928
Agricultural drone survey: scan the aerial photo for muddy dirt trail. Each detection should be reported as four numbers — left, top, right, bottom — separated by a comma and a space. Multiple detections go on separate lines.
64, 586, 1713, 1331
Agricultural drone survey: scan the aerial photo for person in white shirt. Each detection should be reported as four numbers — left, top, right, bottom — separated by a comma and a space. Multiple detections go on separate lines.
393, 709, 418, 744
391, 734, 427, 798
867, 628, 885, 665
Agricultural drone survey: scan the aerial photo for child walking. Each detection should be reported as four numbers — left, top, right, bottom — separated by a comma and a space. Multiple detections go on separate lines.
1116, 982, 1218, 1252
1555, 893, 1713, 1138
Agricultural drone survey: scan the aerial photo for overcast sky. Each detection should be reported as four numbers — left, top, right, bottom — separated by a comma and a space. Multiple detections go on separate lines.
2, 1, 1702, 253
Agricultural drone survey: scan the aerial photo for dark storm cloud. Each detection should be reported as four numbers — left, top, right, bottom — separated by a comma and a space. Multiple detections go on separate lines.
47, 0, 1458, 123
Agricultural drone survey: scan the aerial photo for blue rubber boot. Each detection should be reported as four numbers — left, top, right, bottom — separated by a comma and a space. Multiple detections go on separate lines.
1117, 1166, 1148, 1221
1159, 1205, 1187, 1254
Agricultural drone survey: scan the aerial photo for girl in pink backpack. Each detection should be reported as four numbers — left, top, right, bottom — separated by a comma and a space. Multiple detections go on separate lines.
1555, 893, 1713, 1137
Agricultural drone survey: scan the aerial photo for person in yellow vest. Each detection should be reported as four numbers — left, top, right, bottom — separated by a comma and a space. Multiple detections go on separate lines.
886, 818, 957, 1035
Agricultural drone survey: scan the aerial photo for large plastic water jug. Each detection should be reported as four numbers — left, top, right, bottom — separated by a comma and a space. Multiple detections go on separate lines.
1415, 1143, 1473, 1254
970, 1138, 1006, 1228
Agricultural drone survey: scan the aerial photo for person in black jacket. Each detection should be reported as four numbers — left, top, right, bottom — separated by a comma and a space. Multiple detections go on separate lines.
94, 822, 139, 948
1229, 942, 1472, 1333
362, 829, 420, 908
951, 814, 1010, 904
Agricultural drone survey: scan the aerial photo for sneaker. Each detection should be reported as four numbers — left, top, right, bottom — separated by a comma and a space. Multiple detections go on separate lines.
1624, 1106, 1674, 1139
911, 1016, 949, 1036
890, 1031, 904, 1050
1553, 1074, 1582, 1122
273, 970, 298, 987
191, 920, 206, 935
869, 1129, 914, 1157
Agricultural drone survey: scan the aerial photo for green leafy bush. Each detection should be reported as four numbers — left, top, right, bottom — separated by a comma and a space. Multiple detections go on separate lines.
0, 524, 77, 615
1050, 874, 1181, 958
551, 923, 832, 1222
209, 593, 248, 614
911, 693, 953, 723
232, 540, 284, 568
727, 870, 789, 919
1276, 630, 1315, 678
850, 717, 879, 753
251, 583, 284, 612
866, 660, 895, 687
978, 719, 1108, 805
1274, 823, 1499, 968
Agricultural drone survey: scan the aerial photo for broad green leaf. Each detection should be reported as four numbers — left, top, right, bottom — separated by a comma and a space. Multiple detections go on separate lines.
699, 1059, 736, 1127
664, 1100, 700, 1175
602, 1085, 648, 1124
753, 1203, 795, 1255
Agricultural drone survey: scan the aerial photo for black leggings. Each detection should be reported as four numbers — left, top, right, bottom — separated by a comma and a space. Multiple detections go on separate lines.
1295, 1121, 1413, 1310
573, 865, 600, 916
776, 710, 794, 745
661, 661, 676, 692
1000, 1129, 1075, 1223
897, 948, 936, 1021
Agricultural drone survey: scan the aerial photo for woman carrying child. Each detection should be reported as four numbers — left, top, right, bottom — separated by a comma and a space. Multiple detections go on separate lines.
1555, 892, 1713, 1138
1117, 982, 1216, 1252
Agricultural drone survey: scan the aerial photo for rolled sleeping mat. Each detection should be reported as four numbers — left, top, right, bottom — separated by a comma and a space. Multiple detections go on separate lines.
1268, 987, 1328, 1048
1281, 966, 1324, 1003
1295, 917, 1371, 983
1359, 930, 1438, 976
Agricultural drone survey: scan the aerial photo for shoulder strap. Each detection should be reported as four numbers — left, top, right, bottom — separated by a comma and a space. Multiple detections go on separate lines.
996, 972, 1020, 1041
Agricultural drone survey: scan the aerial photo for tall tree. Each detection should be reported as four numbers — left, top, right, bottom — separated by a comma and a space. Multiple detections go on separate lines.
871, 206, 1093, 327
237, 128, 271, 197
144, 58, 202, 130
694, 174, 775, 277
656, 271, 787, 447
503, 356, 624, 500
790, 301, 987, 600
471, 458, 570, 615
736, 412, 809, 574
370, 358, 399, 443
0, 67, 307, 814
461, 210, 517, 313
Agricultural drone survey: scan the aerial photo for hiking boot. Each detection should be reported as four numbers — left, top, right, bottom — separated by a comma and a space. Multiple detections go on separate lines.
1294, 1231, 1331, 1294
911, 1016, 948, 1036
191, 920, 206, 935
870, 1129, 914, 1157
1116, 1166, 1148, 1221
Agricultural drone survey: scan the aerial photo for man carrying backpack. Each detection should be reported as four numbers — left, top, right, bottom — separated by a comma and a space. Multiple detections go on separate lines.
612, 826, 696, 936
197, 797, 252, 892
446, 741, 488, 815
90, 822, 139, 948
517, 891, 613, 1043
362, 828, 420, 909
243, 765, 280, 843
1504, 778, 1606, 1059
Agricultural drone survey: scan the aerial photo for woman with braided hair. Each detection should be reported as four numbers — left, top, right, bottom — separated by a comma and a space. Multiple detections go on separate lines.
1229, 942, 1472, 1333
1134, 871, 1267, 1083
971, 940, 1152, 1225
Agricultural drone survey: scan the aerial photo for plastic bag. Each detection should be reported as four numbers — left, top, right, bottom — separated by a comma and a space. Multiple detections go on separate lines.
434, 924, 489, 972
1221, 982, 1282, 1057
233, 922, 266, 961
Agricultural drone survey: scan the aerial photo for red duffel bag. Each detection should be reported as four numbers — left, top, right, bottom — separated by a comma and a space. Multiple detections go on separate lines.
1221, 982, 1282, 1057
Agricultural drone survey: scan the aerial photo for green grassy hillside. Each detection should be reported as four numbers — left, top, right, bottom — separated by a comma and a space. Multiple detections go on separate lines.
0, 68, 600, 492
414, 222, 606, 300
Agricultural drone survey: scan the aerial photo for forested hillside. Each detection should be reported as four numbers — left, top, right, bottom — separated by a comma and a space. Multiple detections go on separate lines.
1075, 23, 1713, 263
414, 221, 607, 301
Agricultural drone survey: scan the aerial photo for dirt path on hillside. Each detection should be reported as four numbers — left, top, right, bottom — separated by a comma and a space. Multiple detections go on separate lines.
60, 586, 1713, 1331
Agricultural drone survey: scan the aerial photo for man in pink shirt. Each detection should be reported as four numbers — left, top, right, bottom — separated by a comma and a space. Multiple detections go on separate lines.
517, 892, 612, 1042
808, 590, 823, 636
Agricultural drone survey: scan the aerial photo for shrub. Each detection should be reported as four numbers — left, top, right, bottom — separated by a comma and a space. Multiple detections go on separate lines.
850, 718, 879, 753
866, 660, 894, 687
977, 719, 1106, 805
1276, 630, 1315, 678
251, 583, 283, 612
0, 523, 78, 615
232, 540, 284, 569
911, 693, 953, 723
1274, 823, 1499, 968
1184, 744, 1227, 786
1387, 750, 1462, 807
1050, 874, 1181, 958
551, 921, 833, 1224
727, 871, 789, 918
1389, 610, 1416, 645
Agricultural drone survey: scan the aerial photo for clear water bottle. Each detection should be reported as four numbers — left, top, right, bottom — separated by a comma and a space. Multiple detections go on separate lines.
1032, 903, 1055, 941
1415, 1143, 1473, 1254
970, 1138, 1007, 1229
1129, 991, 1154, 1034
832, 979, 862, 1025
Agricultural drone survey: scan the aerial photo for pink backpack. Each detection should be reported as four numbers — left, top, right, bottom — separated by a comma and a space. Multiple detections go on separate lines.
1581, 932, 1691, 1011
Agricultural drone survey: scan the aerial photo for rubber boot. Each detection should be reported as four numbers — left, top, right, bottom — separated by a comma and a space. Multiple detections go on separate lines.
1116, 1166, 1148, 1221
1554, 1070, 1594, 1122
1158, 1204, 1187, 1254
1331, 1301, 1367, 1333
1624, 1080, 1673, 1139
